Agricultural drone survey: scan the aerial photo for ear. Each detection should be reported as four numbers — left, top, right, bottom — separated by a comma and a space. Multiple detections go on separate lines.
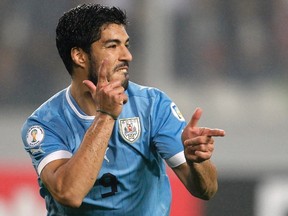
71, 47, 87, 68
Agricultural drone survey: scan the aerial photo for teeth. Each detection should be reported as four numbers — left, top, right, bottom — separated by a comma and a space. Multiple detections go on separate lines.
118, 69, 127, 73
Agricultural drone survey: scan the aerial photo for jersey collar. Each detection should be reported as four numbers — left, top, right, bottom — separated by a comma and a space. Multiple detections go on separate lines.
65, 86, 95, 120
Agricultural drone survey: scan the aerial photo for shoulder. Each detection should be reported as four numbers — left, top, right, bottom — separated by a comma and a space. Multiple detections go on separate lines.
21, 88, 70, 150
127, 81, 166, 99
126, 82, 177, 113
128, 82, 186, 122
23, 88, 68, 128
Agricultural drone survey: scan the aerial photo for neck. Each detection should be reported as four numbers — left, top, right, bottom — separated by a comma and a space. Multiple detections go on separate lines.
70, 80, 97, 116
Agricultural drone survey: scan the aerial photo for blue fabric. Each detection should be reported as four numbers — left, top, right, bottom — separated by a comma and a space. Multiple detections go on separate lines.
21, 81, 187, 216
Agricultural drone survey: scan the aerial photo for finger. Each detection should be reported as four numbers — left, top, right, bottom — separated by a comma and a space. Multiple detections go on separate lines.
184, 136, 214, 147
184, 136, 205, 145
189, 144, 210, 152
199, 143, 214, 152
122, 94, 128, 104
187, 107, 203, 128
83, 80, 96, 93
103, 82, 128, 105
116, 92, 128, 105
185, 148, 211, 162
97, 59, 109, 85
202, 128, 225, 137
108, 80, 123, 89
194, 151, 212, 160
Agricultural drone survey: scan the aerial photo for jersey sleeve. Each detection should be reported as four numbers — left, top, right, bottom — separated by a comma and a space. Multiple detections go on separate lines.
151, 91, 187, 168
21, 118, 72, 176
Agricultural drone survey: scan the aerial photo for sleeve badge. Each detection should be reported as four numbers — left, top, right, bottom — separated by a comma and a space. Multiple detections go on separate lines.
170, 102, 185, 122
26, 125, 45, 147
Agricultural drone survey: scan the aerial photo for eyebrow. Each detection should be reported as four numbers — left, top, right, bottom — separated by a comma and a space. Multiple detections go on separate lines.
104, 38, 130, 45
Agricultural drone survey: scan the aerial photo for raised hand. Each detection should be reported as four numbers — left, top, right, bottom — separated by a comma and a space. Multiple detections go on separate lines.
83, 59, 128, 119
182, 108, 225, 164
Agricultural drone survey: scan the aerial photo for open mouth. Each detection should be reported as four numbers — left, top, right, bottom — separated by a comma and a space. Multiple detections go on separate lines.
115, 67, 129, 76
117, 68, 128, 73
114, 62, 129, 74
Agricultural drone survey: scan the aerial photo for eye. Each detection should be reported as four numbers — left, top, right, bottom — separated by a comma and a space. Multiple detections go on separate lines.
107, 44, 117, 48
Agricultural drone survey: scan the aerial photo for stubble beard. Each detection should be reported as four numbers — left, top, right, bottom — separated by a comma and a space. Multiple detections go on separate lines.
88, 59, 129, 90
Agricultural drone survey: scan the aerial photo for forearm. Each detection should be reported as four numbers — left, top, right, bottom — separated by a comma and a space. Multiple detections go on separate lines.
187, 160, 218, 200
42, 113, 115, 207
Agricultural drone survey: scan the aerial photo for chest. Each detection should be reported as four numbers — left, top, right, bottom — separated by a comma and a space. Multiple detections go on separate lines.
67, 114, 154, 164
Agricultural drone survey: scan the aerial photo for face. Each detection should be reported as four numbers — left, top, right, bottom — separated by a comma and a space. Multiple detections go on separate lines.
88, 23, 132, 90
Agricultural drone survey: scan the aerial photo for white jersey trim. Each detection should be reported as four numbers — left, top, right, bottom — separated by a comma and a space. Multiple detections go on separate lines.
37, 150, 72, 175
166, 151, 186, 168
66, 86, 95, 120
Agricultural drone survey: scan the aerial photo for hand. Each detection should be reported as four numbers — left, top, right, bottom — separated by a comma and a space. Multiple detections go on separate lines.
182, 108, 225, 164
82, 59, 128, 118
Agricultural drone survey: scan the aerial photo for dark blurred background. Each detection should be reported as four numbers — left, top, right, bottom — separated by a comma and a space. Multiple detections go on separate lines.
1, 0, 288, 215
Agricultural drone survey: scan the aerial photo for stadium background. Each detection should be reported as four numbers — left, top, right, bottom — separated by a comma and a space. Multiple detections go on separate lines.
1, 0, 288, 215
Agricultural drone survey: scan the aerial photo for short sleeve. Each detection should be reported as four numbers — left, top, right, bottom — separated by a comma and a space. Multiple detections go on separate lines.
21, 119, 72, 175
151, 91, 187, 167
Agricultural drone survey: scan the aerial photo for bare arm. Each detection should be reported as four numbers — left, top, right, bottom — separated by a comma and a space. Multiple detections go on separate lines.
173, 160, 218, 200
40, 114, 115, 207
173, 108, 225, 200
40, 60, 128, 207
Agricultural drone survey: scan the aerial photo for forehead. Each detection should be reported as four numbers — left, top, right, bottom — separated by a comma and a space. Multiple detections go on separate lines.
99, 23, 129, 41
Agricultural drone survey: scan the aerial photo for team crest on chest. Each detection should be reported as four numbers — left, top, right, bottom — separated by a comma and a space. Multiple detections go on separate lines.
119, 117, 141, 144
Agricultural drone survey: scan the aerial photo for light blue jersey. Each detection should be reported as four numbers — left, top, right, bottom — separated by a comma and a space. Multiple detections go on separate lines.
21, 81, 187, 216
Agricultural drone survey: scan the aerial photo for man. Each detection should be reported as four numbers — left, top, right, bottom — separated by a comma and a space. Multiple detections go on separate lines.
21, 4, 225, 215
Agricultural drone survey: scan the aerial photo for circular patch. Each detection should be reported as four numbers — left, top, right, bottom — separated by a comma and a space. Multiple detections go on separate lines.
26, 125, 45, 147
170, 102, 185, 122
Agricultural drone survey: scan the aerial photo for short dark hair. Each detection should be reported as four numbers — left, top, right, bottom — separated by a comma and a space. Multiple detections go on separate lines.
56, 4, 128, 75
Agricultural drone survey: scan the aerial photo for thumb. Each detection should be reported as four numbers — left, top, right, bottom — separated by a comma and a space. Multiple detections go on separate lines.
187, 107, 203, 128
83, 80, 96, 93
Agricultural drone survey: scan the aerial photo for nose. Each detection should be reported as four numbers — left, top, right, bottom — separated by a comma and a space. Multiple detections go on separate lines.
120, 46, 133, 62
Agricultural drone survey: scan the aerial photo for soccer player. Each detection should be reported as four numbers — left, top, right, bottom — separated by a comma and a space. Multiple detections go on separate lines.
21, 4, 225, 215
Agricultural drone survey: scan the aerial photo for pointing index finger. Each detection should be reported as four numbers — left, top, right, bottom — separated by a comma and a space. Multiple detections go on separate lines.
203, 128, 226, 137
97, 59, 109, 86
